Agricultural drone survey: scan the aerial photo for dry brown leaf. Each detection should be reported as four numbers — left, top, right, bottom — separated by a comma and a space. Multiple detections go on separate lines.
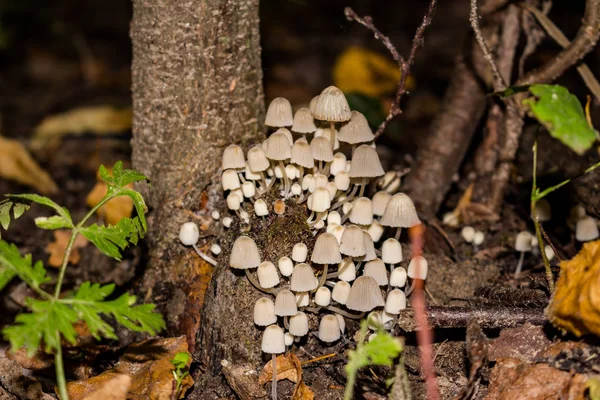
547, 240, 600, 336
259, 353, 314, 400
6, 348, 54, 370
66, 336, 193, 400
0, 136, 58, 194
81, 374, 130, 400
86, 167, 133, 225
293, 380, 315, 400
45, 230, 89, 268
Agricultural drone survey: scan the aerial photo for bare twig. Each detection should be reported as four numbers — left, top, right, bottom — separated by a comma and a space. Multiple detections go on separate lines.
344, 1, 437, 140
469, 0, 508, 90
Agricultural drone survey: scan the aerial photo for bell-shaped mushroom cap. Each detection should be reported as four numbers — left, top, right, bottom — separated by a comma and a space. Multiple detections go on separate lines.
382, 238, 403, 264
327, 211, 342, 226
245, 163, 261, 181
576, 216, 599, 242
308, 187, 331, 212
346, 276, 385, 312
335, 171, 350, 191
310, 137, 334, 162
385, 289, 407, 315
247, 146, 270, 172
254, 199, 268, 216
407, 256, 428, 280
290, 263, 318, 292
514, 231, 533, 251
274, 127, 294, 145
390, 267, 408, 287
292, 108, 317, 133
309, 95, 319, 113
179, 222, 200, 246
292, 243, 308, 263
265, 97, 293, 128
275, 289, 298, 316
350, 197, 374, 225
372, 191, 391, 217
229, 236, 261, 269
222, 169, 241, 191
318, 315, 341, 343
302, 174, 315, 192
291, 140, 315, 169
332, 225, 345, 244
330, 153, 347, 176
359, 232, 376, 262
338, 111, 374, 144
289, 312, 309, 336
227, 193, 241, 211
348, 145, 385, 178
222, 144, 246, 170
242, 181, 256, 198
257, 261, 280, 289
313, 86, 352, 122
367, 221, 385, 243
332, 281, 351, 304
364, 259, 388, 286
261, 324, 286, 354
311, 233, 342, 264
254, 297, 277, 326
380, 193, 421, 228
337, 259, 356, 282
265, 132, 292, 160
315, 287, 332, 307
340, 225, 366, 257
278, 256, 294, 277
314, 173, 329, 189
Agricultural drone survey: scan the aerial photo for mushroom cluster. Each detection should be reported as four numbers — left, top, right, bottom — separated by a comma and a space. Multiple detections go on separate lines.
182, 86, 426, 361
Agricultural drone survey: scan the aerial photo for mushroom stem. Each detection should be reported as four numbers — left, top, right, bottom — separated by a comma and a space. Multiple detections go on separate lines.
405, 278, 424, 297
298, 166, 304, 182
319, 160, 324, 174
284, 316, 290, 330
271, 354, 277, 400
331, 185, 359, 210
394, 227, 402, 241
309, 212, 326, 226
329, 121, 336, 151
326, 258, 352, 279
355, 261, 363, 272
358, 178, 368, 197
514, 251, 525, 278
324, 306, 365, 320
307, 210, 316, 223
245, 269, 277, 295
279, 160, 290, 196
192, 244, 218, 266
314, 263, 329, 291
260, 172, 269, 191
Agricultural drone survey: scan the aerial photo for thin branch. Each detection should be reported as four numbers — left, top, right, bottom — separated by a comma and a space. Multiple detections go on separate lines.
344, 1, 437, 140
469, 0, 508, 90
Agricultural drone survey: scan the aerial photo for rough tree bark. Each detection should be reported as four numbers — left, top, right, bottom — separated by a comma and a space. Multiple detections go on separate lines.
130, 0, 264, 368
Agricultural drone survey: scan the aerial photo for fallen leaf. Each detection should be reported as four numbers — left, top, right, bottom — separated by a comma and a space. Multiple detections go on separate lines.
0, 136, 58, 194
221, 360, 267, 400
5, 348, 54, 370
45, 230, 89, 268
259, 353, 314, 400
488, 324, 550, 363
547, 240, 600, 337
86, 167, 133, 225
66, 336, 194, 400
81, 374, 130, 400
293, 380, 315, 400
0, 357, 55, 400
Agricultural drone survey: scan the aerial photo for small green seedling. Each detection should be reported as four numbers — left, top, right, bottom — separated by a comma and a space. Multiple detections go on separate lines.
171, 351, 191, 398
0, 161, 165, 400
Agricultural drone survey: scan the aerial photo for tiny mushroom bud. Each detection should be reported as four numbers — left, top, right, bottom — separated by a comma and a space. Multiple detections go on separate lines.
242, 181, 256, 198
461, 226, 475, 243
334, 171, 350, 191
289, 312, 309, 336
332, 281, 351, 304
226, 193, 241, 211
330, 153, 347, 176
292, 243, 308, 263
211, 244, 222, 255
257, 261, 280, 289
318, 315, 341, 343
385, 289, 407, 314
514, 231, 533, 277
342, 201, 353, 216
313, 219, 325, 230
278, 256, 294, 277
544, 245, 555, 261
327, 211, 342, 226
274, 199, 286, 215
473, 231, 485, 246
222, 217, 232, 228
222, 169, 241, 191
390, 267, 408, 287
179, 222, 200, 246
211, 210, 220, 220
315, 287, 332, 306
576, 216, 599, 242
407, 256, 428, 280
284, 332, 294, 346
254, 199, 269, 216
254, 297, 277, 326
291, 183, 302, 196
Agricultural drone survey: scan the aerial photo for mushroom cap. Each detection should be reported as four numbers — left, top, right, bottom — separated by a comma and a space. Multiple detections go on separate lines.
315, 287, 332, 307
330, 153, 347, 176
318, 315, 341, 343
254, 297, 277, 326
340, 225, 366, 257
334, 171, 350, 191
349, 197, 374, 225
308, 187, 331, 212
274, 289, 298, 316
310, 137, 334, 162
295, 291, 310, 307
461, 226, 476, 243
265, 132, 292, 160
407, 256, 428, 280
346, 276, 385, 312
274, 127, 294, 145
576, 216, 599, 242
247, 146, 270, 172
222, 144, 246, 170
327, 211, 342, 226
367, 221, 385, 243
362, 232, 377, 262
254, 199, 269, 216
229, 236, 261, 269
372, 191, 392, 217
338, 111, 374, 144
292, 243, 308, 263
291, 140, 315, 169
257, 261, 280, 289
381, 238, 403, 264
311, 233, 342, 264
290, 263, 318, 292
289, 312, 309, 336
380, 193, 421, 228
309, 95, 319, 113
292, 108, 317, 133
278, 256, 294, 277
348, 145, 385, 178
313, 86, 352, 122
337, 259, 356, 282
265, 97, 293, 127
364, 259, 388, 286
221, 169, 241, 191
314, 126, 340, 150
179, 222, 200, 246
515, 231, 533, 251
385, 289, 407, 315
332, 281, 351, 304
389, 267, 407, 287
241, 181, 256, 198
261, 324, 286, 354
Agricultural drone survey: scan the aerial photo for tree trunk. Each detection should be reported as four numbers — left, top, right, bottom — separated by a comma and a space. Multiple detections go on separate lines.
130, 0, 264, 368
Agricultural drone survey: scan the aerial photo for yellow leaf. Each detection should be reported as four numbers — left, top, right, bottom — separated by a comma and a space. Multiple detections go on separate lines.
0, 136, 58, 194
547, 240, 600, 336
45, 230, 88, 268
86, 167, 133, 225
333, 46, 413, 98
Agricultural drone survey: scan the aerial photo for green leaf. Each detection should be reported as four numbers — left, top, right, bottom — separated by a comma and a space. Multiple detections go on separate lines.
0, 240, 51, 292
120, 189, 148, 232
79, 217, 145, 260
171, 351, 190, 369
345, 325, 403, 379
523, 84, 598, 155
34, 215, 73, 230
0, 200, 31, 238
3, 299, 78, 356
99, 161, 148, 189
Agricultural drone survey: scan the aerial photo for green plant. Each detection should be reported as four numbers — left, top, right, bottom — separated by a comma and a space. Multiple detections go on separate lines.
171, 351, 191, 398
521, 84, 600, 291
0, 161, 165, 400
344, 320, 403, 400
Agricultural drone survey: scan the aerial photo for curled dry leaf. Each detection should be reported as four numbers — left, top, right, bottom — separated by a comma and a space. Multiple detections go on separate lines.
86, 167, 134, 225
0, 136, 58, 194
547, 240, 600, 337
81, 374, 131, 400
45, 230, 89, 267
258, 353, 314, 400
